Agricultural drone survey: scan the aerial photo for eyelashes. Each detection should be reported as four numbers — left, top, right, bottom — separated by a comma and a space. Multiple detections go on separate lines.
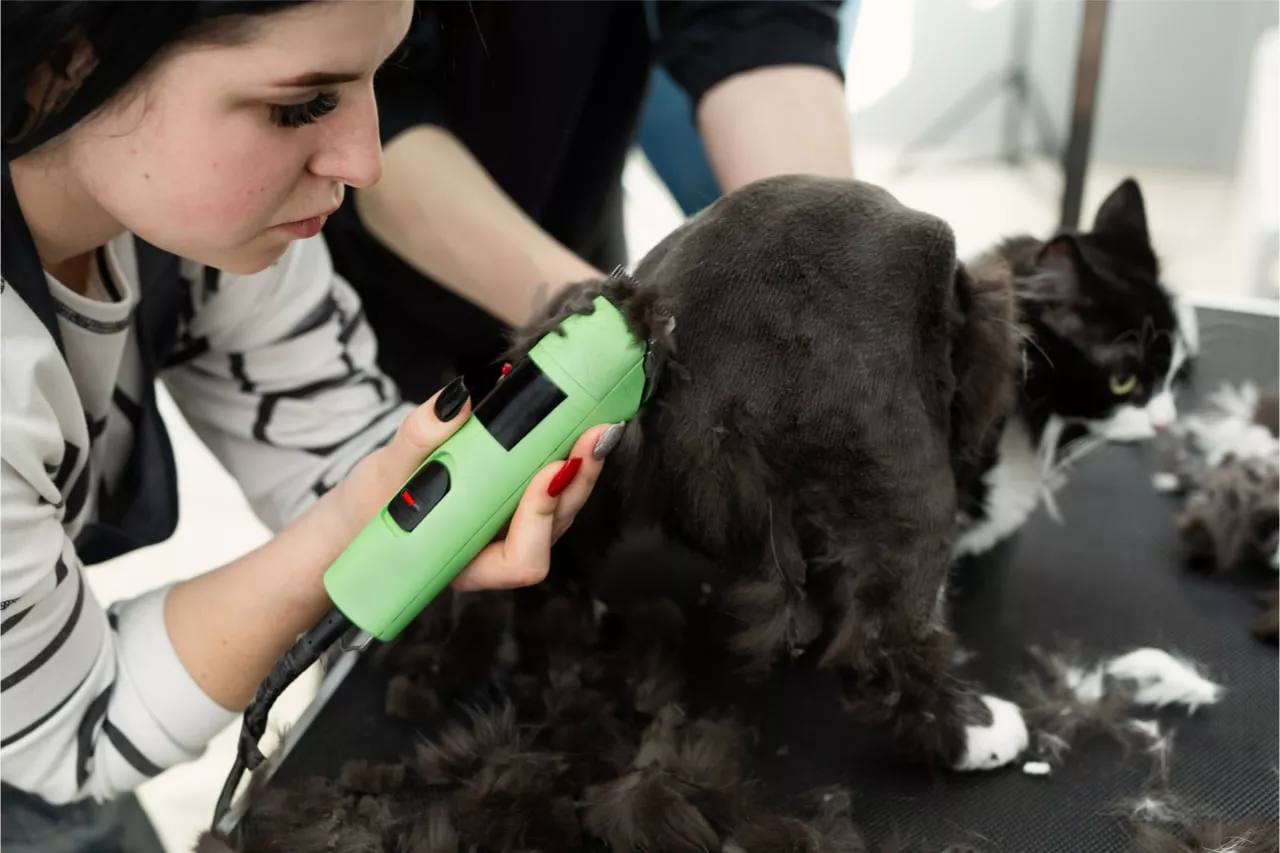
270, 90, 340, 129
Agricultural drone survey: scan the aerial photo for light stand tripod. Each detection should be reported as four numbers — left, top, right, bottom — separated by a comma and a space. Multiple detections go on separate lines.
895, 0, 1060, 174
892, 0, 1112, 233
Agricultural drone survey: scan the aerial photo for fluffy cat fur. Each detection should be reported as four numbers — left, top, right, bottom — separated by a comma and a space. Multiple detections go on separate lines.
955, 178, 1196, 557
507, 174, 1027, 772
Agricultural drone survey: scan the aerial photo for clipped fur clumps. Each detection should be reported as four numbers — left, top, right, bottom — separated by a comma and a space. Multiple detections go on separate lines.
1157, 382, 1280, 643
411, 703, 587, 852
1178, 382, 1279, 469
1253, 588, 1279, 643
217, 584, 1000, 853
1177, 455, 1279, 575
397, 801, 459, 853
580, 704, 880, 853
194, 832, 239, 853
229, 769, 411, 853
1130, 818, 1279, 853
1015, 645, 1181, 775
1118, 792, 1279, 853
580, 704, 753, 852
725, 787, 868, 853
617, 597, 687, 714
412, 704, 526, 786
375, 590, 515, 723
385, 674, 440, 723
1255, 390, 1279, 439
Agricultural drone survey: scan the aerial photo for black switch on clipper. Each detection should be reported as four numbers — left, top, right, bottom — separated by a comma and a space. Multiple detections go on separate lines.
388, 461, 451, 532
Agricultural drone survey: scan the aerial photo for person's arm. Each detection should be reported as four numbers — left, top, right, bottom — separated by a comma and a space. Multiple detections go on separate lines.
160, 228, 616, 709
0, 290, 241, 804
655, 1, 853, 192
1, 237, 610, 805
355, 125, 602, 328
697, 65, 853, 192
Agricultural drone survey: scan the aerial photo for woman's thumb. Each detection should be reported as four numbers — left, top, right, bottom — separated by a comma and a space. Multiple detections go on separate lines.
382, 375, 472, 477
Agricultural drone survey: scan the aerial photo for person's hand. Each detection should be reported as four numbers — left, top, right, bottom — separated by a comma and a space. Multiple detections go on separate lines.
334, 377, 622, 591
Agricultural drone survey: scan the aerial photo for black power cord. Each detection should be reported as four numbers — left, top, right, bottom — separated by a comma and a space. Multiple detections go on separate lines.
211, 606, 353, 830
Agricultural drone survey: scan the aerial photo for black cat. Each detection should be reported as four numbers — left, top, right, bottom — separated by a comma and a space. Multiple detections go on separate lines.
954, 178, 1199, 557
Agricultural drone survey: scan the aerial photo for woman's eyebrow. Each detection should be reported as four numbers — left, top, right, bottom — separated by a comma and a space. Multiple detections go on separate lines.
274, 70, 363, 88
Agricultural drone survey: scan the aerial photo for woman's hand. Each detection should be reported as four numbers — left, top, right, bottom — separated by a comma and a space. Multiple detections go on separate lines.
163, 376, 625, 713
334, 377, 621, 592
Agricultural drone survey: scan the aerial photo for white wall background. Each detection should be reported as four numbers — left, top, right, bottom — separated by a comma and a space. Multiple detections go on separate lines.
846, 0, 1278, 175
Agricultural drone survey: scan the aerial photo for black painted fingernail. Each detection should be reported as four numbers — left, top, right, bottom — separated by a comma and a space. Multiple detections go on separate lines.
434, 375, 469, 421
592, 422, 626, 460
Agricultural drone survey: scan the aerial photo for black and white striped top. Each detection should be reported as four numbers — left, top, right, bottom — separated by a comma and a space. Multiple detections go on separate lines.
0, 225, 411, 804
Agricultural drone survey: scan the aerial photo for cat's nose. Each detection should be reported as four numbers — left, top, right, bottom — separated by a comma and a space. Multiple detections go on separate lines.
1152, 420, 1170, 433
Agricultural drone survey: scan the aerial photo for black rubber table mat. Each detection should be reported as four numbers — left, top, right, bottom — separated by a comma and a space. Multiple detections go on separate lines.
264, 307, 1279, 851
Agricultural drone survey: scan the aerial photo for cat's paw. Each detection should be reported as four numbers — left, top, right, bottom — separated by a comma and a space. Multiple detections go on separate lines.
954, 695, 1027, 771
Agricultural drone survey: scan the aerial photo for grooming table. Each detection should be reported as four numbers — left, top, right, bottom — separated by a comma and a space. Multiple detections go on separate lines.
245, 303, 1279, 851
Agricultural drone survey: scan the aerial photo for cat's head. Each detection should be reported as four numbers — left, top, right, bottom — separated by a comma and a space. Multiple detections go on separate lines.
1020, 178, 1197, 442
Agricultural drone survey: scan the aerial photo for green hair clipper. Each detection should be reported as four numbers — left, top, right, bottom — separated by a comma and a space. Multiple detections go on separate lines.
324, 293, 650, 642
214, 293, 652, 831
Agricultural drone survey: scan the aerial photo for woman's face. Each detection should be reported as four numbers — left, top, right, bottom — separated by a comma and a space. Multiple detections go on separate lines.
58, 0, 413, 274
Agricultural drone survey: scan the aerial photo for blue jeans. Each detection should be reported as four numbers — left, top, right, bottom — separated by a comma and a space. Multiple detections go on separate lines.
0, 784, 165, 853
637, 0, 861, 216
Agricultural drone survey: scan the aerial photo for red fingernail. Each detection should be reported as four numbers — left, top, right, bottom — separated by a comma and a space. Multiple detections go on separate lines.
547, 457, 582, 497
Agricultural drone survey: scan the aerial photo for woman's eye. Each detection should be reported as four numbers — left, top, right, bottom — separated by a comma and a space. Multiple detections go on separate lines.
269, 91, 339, 128
1109, 373, 1138, 396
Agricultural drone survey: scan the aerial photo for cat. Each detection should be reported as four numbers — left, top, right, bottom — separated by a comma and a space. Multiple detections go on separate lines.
508, 174, 1031, 775
954, 178, 1199, 558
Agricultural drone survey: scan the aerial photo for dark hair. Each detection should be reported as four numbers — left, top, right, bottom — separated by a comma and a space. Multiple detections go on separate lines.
2, 1, 310, 161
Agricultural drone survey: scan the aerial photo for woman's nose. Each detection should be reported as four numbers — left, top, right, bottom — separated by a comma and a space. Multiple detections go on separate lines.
309, 90, 383, 189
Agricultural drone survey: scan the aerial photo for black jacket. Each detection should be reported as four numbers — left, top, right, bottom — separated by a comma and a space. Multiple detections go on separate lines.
324, 0, 844, 400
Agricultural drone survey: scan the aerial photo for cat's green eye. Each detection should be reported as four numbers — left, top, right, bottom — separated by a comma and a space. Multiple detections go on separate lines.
1109, 374, 1138, 396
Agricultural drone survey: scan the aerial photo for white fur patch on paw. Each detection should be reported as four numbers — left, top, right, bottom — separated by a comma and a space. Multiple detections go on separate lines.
954, 695, 1028, 771
1104, 648, 1223, 711
1021, 760, 1051, 776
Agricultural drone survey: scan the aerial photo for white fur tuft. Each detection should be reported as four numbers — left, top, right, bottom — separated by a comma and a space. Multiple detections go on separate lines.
1104, 648, 1223, 711
1179, 381, 1280, 467
1060, 648, 1223, 712
954, 695, 1028, 771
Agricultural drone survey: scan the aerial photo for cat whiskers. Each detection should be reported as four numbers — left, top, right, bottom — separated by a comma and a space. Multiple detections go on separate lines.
1012, 320, 1054, 371
1036, 416, 1107, 523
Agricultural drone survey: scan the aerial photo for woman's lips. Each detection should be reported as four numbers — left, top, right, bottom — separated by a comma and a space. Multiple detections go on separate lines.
278, 213, 330, 239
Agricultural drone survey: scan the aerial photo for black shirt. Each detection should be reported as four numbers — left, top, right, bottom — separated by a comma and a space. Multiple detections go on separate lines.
323, 0, 844, 401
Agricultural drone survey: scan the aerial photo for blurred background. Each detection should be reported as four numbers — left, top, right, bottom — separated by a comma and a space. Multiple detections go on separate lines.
83, 2, 1278, 850
626, 0, 1279, 302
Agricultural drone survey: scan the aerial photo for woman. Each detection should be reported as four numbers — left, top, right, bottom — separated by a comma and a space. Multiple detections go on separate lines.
0, 2, 619, 848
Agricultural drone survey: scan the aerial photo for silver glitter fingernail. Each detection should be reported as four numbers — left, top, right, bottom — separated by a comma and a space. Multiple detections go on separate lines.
592, 422, 626, 460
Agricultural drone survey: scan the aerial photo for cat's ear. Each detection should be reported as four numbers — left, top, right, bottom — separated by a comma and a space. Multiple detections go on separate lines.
1031, 235, 1087, 305
1093, 178, 1150, 241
